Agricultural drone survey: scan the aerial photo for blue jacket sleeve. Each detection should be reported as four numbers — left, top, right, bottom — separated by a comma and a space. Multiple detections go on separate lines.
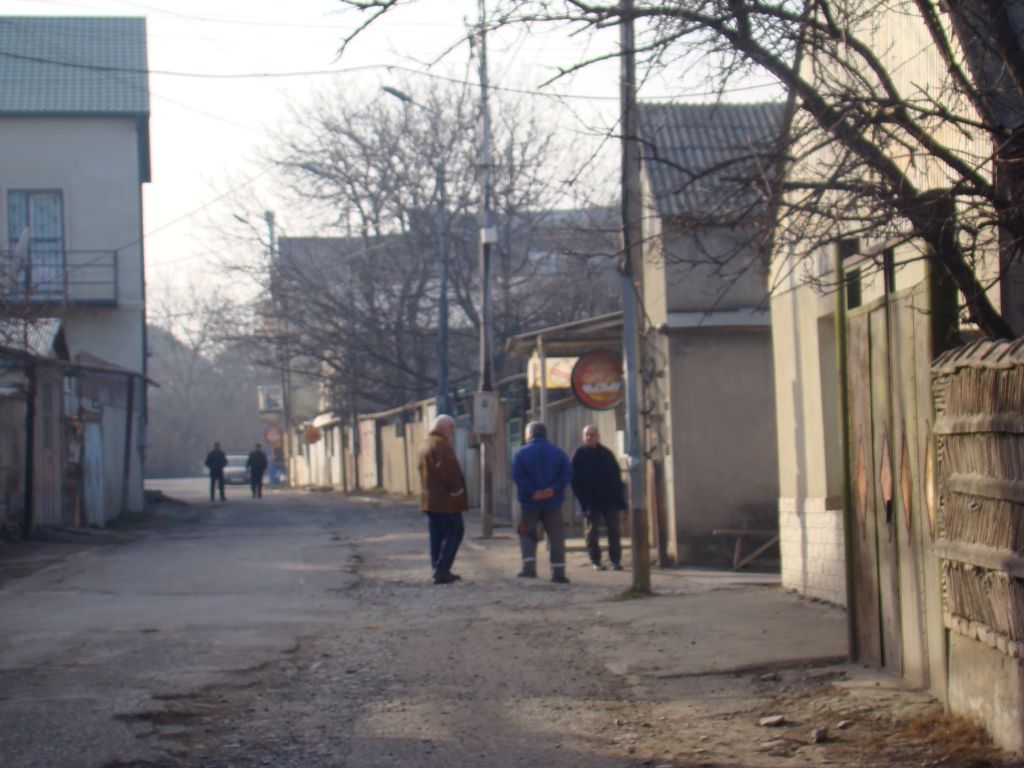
512, 450, 533, 497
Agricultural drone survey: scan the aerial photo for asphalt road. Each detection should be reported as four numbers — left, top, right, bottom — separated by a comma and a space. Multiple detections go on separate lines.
145, 475, 264, 503
0, 490, 1010, 767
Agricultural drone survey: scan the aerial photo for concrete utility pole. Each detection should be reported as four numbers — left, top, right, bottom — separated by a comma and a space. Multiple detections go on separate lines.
436, 165, 451, 416
266, 210, 291, 477
620, 0, 651, 593
478, 0, 496, 538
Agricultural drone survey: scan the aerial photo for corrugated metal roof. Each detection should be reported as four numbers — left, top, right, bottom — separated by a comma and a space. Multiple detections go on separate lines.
0, 16, 149, 115
636, 102, 786, 220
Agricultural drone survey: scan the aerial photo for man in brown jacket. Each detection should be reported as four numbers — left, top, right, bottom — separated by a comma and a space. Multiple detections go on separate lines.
418, 414, 468, 584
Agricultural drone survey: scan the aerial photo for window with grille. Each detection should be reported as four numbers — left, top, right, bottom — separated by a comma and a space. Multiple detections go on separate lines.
7, 190, 65, 298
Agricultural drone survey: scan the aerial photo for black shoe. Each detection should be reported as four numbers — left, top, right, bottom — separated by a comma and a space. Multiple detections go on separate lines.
612, 562, 624, 571
449, 572, 462, 581
433, 571, 457, 585
517, 569, 537, 579
552, 573, 571, 584
591, 562, 607, 571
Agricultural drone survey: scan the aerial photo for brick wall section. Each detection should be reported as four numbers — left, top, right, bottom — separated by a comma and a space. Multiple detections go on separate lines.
779, 498, 847, 606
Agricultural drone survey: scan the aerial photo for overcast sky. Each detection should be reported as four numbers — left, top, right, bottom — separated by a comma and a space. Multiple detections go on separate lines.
6, 0, 776, 301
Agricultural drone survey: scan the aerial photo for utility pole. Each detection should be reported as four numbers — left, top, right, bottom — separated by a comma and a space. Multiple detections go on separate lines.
620, 0, 651, 593
477, 0, 496, 538
436, 165, 451, 416
266, 210, 291, 480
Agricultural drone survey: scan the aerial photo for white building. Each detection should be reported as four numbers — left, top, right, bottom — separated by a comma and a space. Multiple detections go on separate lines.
0, 17, 151, 524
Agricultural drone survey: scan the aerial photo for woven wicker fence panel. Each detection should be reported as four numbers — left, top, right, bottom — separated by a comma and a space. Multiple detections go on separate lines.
933, 339, 1024, 656
943, 433, 1024, 480
943, 366, 1024, 416
941, 560, 1024, 640
942, 491, 1024, 551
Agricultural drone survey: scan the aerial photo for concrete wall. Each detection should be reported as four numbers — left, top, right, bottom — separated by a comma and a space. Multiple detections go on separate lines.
661, 227, 770, 313
770, 264, 847, 604
948, 633, 1024, 755
666, 327, 779, 564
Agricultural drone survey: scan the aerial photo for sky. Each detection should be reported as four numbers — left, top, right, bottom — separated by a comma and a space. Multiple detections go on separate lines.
6, 0, 777, 302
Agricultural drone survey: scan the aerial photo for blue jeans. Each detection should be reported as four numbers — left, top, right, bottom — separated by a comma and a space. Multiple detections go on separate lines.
427, 512, 464, 574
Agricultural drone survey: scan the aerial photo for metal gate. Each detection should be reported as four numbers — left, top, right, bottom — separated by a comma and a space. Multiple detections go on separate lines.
82, 418, 106, 526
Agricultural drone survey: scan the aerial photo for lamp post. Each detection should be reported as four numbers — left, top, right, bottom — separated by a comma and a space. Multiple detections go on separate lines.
383, 86, 451, 416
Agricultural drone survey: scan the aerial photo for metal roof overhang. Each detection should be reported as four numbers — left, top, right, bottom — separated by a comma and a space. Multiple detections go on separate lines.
505, 311, 623, 359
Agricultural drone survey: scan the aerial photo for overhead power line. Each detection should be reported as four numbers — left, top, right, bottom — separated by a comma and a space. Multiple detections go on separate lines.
0, 49, 779, 102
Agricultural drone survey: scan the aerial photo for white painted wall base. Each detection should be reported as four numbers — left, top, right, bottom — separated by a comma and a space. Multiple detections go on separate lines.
779, 497, 847, 606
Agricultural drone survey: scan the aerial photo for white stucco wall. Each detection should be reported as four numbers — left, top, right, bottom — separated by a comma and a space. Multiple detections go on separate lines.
0, 116, 146, 372
1, 115, 148, 515
770, 274, 848, 605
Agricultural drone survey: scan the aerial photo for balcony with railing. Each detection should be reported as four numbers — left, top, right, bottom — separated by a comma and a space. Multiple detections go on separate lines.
3, 249, 118, 306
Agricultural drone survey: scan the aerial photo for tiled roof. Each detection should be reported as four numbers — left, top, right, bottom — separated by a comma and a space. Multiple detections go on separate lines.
636, 102, 786, 220
0, 16, 148, 115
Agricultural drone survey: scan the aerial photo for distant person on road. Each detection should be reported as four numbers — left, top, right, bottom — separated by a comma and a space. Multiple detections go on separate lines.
205, 441, 227, 502
417, 414, 468, 585
571, 424, 627, 571
247, 443, 269, 498
512, 421, 573, 584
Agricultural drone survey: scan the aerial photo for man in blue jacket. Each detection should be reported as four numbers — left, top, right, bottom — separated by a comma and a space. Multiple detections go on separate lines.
512, 421, 573, 583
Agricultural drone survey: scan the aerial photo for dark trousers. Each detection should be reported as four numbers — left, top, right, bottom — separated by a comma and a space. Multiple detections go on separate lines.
519, 506, 567, 569
585, 506, 622, 565
209, 472, 225, 501
427, 511, 464, 574
250, 470, 265, 498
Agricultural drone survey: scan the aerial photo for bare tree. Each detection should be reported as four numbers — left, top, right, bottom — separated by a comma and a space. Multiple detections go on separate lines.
146, 285, 267, 477
336, 0, 1024, 339
227, 81, 619, 418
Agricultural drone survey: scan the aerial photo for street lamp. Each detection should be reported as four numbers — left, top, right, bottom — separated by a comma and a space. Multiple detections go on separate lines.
383, 86, 451, 416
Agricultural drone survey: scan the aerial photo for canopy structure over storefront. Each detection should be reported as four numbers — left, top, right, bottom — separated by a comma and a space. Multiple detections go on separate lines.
505, 311, 622, 422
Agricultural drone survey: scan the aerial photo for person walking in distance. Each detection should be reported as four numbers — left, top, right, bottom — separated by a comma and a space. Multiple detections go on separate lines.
512, 421, 573, 583
205, 441, 227, 502
247, 443, 269, 498
571, 424, 627, 571
417, 414, 468, 585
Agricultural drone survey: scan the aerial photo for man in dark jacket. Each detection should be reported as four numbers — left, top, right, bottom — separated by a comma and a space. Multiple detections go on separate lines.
417, 414, 468, 585
571, 424, 627, 571
511, 421, 573, 583
205, 441, 227, 502
246, 443, 269, 498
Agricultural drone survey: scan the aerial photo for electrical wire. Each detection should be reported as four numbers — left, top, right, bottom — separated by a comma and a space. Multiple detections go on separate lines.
0, 47, 779, 102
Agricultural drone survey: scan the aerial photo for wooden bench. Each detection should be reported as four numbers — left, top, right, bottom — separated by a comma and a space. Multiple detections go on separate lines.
711, 529, 779, 570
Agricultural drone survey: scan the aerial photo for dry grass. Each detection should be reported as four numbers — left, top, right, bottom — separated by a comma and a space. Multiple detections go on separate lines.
900, 712, 1009, 767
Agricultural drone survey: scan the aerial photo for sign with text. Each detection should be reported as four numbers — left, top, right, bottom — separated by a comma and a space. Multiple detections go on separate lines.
570, 350, 623, 410
527, 354, 576, 389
